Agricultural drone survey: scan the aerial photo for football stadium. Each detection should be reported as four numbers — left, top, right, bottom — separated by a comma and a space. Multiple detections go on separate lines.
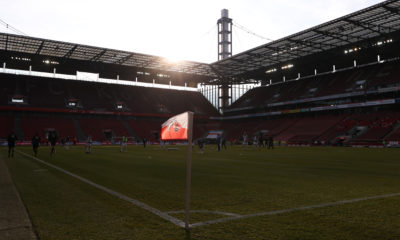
1, 1, 400, 239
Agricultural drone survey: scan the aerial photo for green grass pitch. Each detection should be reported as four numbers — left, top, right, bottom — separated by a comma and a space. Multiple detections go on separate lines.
2, 145, 400, 240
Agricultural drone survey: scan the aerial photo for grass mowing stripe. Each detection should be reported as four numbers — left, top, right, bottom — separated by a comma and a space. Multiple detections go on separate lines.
17, 150, 185, 228
190, 192, 400, 228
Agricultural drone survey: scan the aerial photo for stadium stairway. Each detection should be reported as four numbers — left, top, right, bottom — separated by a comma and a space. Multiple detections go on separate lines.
347, 112, 400, 145
314, 114, 350, 144
385, 121, 400, 141
122, 120, 140, 140
345, 126, 369, 145
356, 127, 393, 141
72, 118, 87, 141
284, 115, 344, 145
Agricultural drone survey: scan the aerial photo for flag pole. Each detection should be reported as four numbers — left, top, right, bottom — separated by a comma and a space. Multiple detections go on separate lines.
185, 111, 194, 230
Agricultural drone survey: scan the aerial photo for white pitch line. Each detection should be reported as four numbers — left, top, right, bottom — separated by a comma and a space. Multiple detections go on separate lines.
166, 210, 242, 217
17, 151, 185, 228
16, 151, 400, 230
190, 192, 400, 228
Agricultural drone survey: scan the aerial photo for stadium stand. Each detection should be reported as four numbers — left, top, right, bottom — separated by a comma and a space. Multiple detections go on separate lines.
77, 118, 130, 142
281, 115, 345, 144
221, 118, 298, 143
228, 60, 400, 112
20, 115, 77, 141
367, 62, 400, 89
348, 111, 400, 145
126, 119, 164, 142
1, 65, 399, 145
0, 1, 399, 146
386, 125, 400, 142
0, 75, 219, 117
0, 115, 14, 139
314, 114, 353, 144
0, 74, 220, 142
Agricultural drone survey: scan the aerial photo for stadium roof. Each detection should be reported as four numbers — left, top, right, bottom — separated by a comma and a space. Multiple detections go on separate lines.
0, 32, 217, 78
211, 0, 400, 81
0, 0, 399, 83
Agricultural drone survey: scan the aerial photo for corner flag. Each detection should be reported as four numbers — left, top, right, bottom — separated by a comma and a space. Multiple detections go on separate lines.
161, 112, 190, 140
161, 111, 194, 230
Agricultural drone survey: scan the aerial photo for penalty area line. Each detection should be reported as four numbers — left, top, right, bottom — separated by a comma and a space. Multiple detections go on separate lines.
17, 151, 185, 228
190, 192, 400, 228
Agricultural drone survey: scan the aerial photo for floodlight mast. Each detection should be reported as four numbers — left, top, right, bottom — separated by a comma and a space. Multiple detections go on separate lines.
217, 9, 232, 112
217, 9, 232, 61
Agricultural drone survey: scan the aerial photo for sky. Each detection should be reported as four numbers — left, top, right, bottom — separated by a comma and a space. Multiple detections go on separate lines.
0, 0, 384, 63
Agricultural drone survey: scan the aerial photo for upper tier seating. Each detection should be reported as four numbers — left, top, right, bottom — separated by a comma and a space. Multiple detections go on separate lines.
0, 75, 219, 117
367, 63, 400, 88
228, 61, 400, 111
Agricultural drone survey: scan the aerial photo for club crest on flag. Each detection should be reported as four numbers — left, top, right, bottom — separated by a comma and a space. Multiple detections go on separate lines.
161, 112, 190, 140
166, 120, 181, 133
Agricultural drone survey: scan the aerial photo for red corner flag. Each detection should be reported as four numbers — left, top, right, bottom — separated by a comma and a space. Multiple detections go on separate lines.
161, 112, 191, 140
161, 111, 194, 230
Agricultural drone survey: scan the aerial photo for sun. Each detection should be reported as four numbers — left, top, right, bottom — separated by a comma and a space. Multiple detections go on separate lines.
164, 55, 184, 64
162, 42, 190, 64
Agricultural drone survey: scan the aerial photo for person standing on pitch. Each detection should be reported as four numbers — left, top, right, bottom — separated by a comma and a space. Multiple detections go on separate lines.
48, 132, 58, 156
198, 138, 205, 154
7, 131, 17, 158
221, 136, 227, 150
258, 132, 264, 148
86, 135, 92, 153
121, 136, 128, 152
242, 132, 248, 148
268, 136, 274, 149
65, 136, 70, 150
32, 133, 41, 157
159, 134, 165, 149
253, 135, 258, 148
216, 134, 221, 151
